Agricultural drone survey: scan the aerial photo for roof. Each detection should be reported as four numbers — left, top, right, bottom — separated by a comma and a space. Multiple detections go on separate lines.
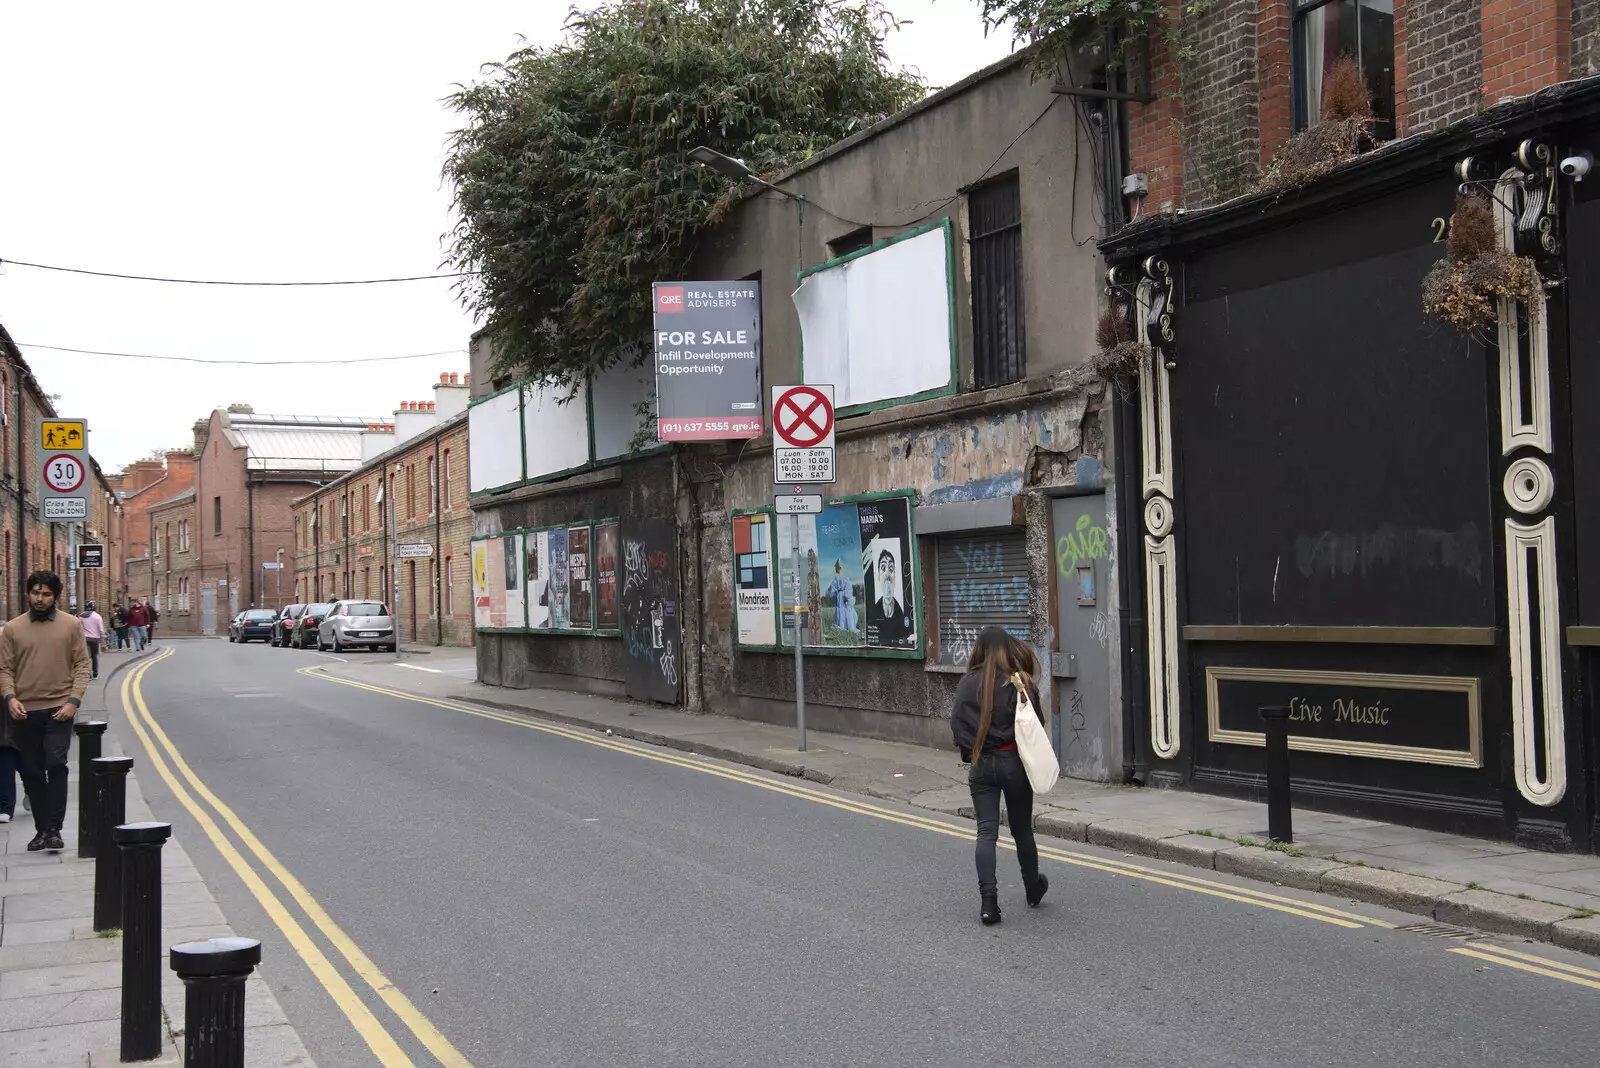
150, 487, 195, 509
289, 409, 467, 507
220, 410, 388, 474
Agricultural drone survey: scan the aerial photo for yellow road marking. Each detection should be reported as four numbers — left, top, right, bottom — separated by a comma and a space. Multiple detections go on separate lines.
1464, 944, 1600, 980
133, 653, 473, 1068
120, 652, 417, 1067
1449, 947, 1600, 991
301, 666, 1370, 931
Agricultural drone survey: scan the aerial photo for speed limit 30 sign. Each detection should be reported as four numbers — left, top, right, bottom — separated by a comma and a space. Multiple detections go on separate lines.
40, 418, 90, 521
43, 454, 85, 493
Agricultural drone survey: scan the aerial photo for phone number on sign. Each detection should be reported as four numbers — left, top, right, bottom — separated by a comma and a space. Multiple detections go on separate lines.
658, 418, 762, 436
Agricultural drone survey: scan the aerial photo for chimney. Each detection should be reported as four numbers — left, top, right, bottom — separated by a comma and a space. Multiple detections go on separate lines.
433, 373, 471, 420
361, 422, 396, 463
393, 399, 438, 446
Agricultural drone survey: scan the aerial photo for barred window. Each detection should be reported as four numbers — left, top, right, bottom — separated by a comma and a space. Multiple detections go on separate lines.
968, 174, 1025, 389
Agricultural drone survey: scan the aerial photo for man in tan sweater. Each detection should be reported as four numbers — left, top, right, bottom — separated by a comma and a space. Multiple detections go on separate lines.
0, 571, 91, 852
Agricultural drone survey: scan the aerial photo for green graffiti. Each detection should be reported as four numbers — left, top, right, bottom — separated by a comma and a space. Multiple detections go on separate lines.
1056, 514, 1109, 576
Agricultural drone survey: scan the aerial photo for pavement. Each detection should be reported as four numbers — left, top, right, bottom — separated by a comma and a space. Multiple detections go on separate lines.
0, 640, 314, 1068
343, 653, 1600, 959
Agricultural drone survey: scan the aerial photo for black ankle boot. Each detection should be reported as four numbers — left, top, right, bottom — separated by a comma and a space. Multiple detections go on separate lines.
1025, 873, 1049, 908
980, 893, 1002, 925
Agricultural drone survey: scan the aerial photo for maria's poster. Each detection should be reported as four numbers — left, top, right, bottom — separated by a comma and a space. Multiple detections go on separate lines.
858, 499, 916, 649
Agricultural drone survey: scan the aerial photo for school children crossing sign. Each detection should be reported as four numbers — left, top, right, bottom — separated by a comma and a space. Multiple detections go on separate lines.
41, 418, 90, 521
772, 384, 835, 485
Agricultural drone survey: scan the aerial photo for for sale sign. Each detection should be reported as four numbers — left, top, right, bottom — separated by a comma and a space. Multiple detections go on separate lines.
652, 281, 763, 441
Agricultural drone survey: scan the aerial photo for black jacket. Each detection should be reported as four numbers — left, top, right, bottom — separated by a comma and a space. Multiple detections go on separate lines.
950, 669, 1041, 762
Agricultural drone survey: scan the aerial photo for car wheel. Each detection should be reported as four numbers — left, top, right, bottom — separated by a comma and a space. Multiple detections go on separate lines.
228, 634, 235, 643
331, 635, 343, 653
386, 643, 398, 653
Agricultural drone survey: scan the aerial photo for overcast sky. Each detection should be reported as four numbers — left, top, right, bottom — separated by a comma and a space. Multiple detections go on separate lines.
0, 2, 1015, 472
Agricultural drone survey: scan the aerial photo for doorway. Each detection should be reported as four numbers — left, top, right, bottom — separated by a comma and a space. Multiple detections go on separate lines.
1051, 493, 1114, 780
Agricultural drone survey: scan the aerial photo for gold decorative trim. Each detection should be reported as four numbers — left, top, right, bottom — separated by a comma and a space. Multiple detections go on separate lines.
1183, 625, 1495, 646
1205, 666, 1483, 769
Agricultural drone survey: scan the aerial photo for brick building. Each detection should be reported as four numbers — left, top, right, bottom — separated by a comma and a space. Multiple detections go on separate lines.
292, 373, 474, 647
143, 405, 382, 635
0, 323, 124, 619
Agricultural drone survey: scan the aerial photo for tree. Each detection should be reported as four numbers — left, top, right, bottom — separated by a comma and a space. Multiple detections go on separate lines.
976, 1, 1165, 76
444, 0, 924, 385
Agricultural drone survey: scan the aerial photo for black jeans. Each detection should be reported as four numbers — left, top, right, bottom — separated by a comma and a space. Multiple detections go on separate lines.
968, 749, 1040, 897
15, 708, 73, 833
87, 638, 99, 678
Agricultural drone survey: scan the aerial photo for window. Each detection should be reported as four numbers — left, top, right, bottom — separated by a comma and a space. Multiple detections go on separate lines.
428, 455, 437, 515
407, 464, 415, 517
154, 526, 162, 558
181, 520, 190, 552
211, 496, 221, 536
828, 227, 873, 258
934, 532, 1030, 665
442, 450, 452, 510
363, 567, 370, 598
444, 555, 453, 615
363, 485, 370, 531
1294, 0, 1395, 139
342, 498, 349, 539
968, 173, 1025, 389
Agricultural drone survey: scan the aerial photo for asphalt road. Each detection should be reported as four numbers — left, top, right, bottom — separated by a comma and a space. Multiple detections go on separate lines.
111, 639, 1600, 1068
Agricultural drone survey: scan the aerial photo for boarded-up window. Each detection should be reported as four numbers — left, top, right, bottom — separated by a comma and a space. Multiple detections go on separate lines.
969, 173, 1024, 389
936, 532, 1029, 666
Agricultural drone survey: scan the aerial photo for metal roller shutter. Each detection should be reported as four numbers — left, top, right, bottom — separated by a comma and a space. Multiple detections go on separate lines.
936, 531, 1030, 665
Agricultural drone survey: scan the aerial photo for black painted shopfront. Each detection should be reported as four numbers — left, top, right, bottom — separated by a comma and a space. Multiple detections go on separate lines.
1102, 78, 1600, 851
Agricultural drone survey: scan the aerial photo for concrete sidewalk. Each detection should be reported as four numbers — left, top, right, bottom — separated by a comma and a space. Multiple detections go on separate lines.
445, 679, 1600, 957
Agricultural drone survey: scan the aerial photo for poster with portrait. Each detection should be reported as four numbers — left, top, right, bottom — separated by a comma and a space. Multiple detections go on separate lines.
596, 521, 619, 629
501, 533, 525, 628
733, 513, 776, 646
548, 527, 570, 629
526, 531, 552, 629
857, 498, 917, 649
567, 526, 593, 629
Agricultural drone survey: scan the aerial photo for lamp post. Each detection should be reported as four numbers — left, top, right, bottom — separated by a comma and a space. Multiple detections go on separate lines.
275, 547, 283, 606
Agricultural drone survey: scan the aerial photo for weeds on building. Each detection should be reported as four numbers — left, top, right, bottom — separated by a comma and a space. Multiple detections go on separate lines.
1421, 195, 1543, 333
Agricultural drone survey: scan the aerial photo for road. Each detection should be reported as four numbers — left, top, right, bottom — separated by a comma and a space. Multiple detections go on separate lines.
110, 640, 1600, 1068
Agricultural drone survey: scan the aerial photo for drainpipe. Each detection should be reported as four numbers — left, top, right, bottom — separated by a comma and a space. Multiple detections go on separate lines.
247, 478, 256, 605
313, 490, 321, 603
14, 368, 25, 610
434, 433, 442, 646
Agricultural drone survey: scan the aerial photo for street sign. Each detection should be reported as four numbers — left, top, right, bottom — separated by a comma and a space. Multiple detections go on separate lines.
653, 281, 764, 441
43, 454, 85, 493
772, 384, 836, 485
775, 494, 822, 515
43, 497, 87, 520
41, 421, 85, 450
261, 562, 283, 570
76, 544, 104, 569
40, 417, 89, 524
397, 543, 434, 558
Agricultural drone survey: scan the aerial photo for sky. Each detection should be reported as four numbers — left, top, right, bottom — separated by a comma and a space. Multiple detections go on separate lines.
0, 2, 1017, 473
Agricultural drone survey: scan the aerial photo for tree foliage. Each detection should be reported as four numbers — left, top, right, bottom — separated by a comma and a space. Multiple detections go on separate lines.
976, 0, 1164, 75
445, 0, 924, 385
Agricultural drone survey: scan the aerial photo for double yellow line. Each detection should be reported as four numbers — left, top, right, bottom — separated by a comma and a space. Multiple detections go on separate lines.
121, 648, 472, 1068
1448, 944, 1600, 991
301, 665, 1384, 931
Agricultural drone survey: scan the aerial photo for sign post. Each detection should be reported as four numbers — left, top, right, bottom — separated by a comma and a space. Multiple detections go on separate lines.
771, 385, 837, 753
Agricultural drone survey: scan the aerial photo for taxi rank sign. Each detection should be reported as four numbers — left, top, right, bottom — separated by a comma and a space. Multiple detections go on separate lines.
652, 281, 763, 441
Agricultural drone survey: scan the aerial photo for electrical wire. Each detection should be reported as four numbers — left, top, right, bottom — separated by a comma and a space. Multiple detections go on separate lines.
0, 258, 475, 286
12, 342, 467, 366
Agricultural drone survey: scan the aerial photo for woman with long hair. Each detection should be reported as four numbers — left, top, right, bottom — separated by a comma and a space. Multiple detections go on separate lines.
950, 626, 1047, 925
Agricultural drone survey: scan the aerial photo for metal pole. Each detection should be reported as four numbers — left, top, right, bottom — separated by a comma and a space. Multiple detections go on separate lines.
1260, 705, 1293, 843
116, 821, 172, 1061
91, 755, 133, 931
73, 720, 108, 858
171, 937, 262, 1068
391, 466, 399, 643
791, 513, 806, 752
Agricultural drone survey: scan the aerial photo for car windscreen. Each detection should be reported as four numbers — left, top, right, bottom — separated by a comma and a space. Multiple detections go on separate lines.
346, 603, 390, 616
245, 610, 277, 621
306, 604, 333, 615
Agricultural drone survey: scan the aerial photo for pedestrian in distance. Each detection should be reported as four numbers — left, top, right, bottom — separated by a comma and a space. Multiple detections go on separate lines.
78, 600, 105, 679
147, 599, 159, 643
111, 602, 128, 651
950, 626, 1048, 926
0, 571, 92, 852
126, 599, 150, 651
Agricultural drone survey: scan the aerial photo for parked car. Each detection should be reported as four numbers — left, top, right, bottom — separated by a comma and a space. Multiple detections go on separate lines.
317, 600, 397, 653
229, 608, 278, 643
292, 603, 334, 649
272, 604, 307, 647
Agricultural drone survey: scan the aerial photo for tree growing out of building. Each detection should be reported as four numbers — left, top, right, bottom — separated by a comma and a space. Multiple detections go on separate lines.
444, 0, 924, 387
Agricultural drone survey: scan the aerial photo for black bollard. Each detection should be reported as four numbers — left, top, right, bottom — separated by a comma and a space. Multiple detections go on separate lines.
171, 937, 262, 1068
91, 756, 133, 932
1260, 705, 1293, 844
74, 721, 108, 859
116, 821, 172, 1062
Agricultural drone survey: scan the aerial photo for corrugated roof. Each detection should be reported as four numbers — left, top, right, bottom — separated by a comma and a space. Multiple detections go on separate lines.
238, 424, 373, 473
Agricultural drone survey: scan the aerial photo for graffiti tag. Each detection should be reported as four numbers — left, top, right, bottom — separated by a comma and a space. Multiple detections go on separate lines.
623, 539, 648, 594
1056, 514, 1109, 577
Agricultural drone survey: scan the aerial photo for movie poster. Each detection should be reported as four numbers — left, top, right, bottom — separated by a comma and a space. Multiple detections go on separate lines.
814, 504, 865, 647
501, 533, 524, 628
568, 526, 593, 629
548, 527, 570, 629
596, 522, 619, 629
858, 498, 916, 649
733, 513, 776, 645
526, 531, 551, 629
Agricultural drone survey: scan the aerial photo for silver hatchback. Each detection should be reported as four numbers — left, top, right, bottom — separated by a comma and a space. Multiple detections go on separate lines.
316, 600, 397, 652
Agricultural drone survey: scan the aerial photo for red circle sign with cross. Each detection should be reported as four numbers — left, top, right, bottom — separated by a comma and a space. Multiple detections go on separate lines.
773, 386, 834, 448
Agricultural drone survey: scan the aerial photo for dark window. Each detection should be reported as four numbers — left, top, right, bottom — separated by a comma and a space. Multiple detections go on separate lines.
968, 174, 1025, 389
828, 227, 873, 258
213, 496, 222, 536
1293, 0, 1395, 139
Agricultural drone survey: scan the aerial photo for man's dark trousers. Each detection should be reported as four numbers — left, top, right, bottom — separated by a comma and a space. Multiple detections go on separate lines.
86, 639, 99, 679
14, 709, 72, 833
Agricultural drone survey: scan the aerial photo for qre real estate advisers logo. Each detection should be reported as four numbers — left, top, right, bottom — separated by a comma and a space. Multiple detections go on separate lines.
655, 285, 685, 314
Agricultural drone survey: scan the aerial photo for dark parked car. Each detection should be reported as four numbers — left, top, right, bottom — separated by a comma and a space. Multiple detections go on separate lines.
292, 603, 335, 649
230, 608, 278, 643
272, 604, 307, 647
317, 600, 396, 653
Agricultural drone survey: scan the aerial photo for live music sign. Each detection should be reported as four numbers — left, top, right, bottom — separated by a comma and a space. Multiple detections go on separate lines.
652, 281, 764, 441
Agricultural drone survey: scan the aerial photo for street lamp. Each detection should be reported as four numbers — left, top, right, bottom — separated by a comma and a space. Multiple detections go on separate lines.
687, 146, 800, 200
274, 547, 283, 606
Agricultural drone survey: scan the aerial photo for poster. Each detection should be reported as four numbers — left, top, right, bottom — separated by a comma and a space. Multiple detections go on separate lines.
473, 537, 509, 629
814, 504, 865, 647
596, 522, 619, 629
472, 540, 491, 628
621, 516, 680, 703
548, 527, 570, 629
502, 533, 524, 628
568, 526, 593, 629
733, 513, 776, 646
526, 531, 551, 629
858, 499, 917, 649
775, 509, 819, 639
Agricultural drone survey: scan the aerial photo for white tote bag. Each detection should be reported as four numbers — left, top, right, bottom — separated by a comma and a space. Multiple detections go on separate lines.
1011, 672, 1059, 794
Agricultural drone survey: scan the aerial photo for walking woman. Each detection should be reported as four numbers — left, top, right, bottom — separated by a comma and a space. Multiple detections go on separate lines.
950, 626, 1047, 925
